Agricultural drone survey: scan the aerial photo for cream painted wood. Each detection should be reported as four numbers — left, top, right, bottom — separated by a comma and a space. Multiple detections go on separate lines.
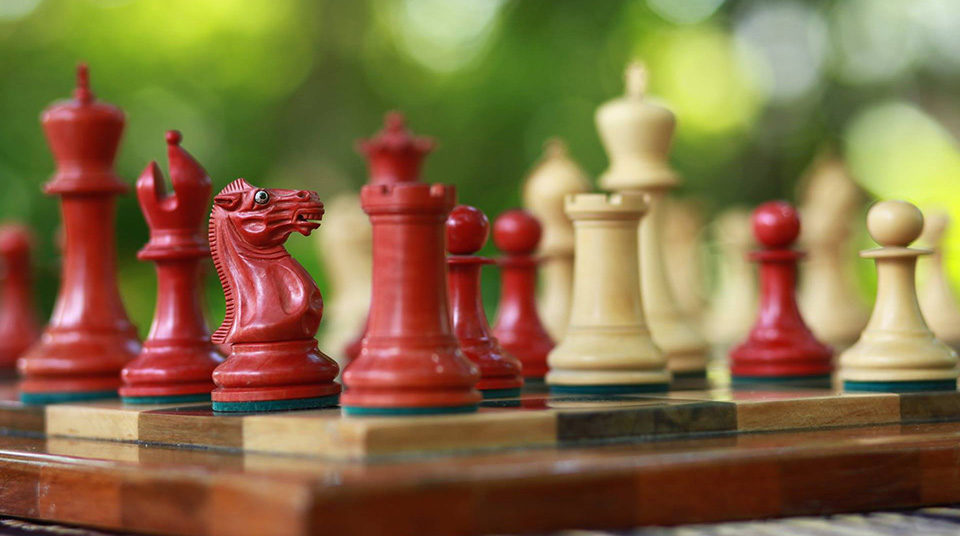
314, 193, 371, 368
546, 193, 669, 387
705, 208, 756, 349
918, 211, 960, 349
594, 61, 708, 374
522, 138, 591, 340
840, 201, 959, 383
798, 157, 868, 349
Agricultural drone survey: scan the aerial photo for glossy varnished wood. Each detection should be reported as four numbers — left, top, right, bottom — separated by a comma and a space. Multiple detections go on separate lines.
2, 422, 960, 534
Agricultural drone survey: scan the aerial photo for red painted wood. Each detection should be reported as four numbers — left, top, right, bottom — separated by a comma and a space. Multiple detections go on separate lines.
0, 226, 40, 370
18, 64, 141, 397
119, 131, 223, 399
491, 209, 553, 379
447, 205, 523, 392
343, 112, 434, 364
342, 114, 479, 411
730, 201, 833, 379
208, 179, 340, 406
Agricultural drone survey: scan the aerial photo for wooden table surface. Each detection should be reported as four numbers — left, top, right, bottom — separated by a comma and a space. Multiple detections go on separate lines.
2, 418, 960, 535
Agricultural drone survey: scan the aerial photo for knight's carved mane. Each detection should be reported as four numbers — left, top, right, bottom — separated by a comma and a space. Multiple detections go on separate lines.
209, 178, 250, 344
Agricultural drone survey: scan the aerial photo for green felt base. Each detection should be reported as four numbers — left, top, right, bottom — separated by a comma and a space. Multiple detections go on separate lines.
122, 393, 211, 405
212, 393, 340, 413
672, 370, 708, 380
481, 388, 521, 399
342, 404, 478, 416
733, 375, 832, 388
20, 390, 117, 405
843, 379, 958, 393
522, 377, 546, 386
549, 383, 670, 395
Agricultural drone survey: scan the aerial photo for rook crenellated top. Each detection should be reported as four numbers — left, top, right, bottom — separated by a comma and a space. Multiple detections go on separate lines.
361, 182, 455, 215
564, 192, 647, 220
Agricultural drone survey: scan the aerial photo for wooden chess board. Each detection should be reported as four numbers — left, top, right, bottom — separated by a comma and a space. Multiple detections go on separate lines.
2, 372, 960, 535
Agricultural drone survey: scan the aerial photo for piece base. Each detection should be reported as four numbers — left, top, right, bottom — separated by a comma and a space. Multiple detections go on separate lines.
672, 370, 707, 379
122, 393, 211, 405
20, 390, 117, 405
733, 374, 832, 389
212, 393, 340, 413
843, 379, 958, 393
342, 404, 479, 417
549, 384, 670, 395
481, 388, 521, 399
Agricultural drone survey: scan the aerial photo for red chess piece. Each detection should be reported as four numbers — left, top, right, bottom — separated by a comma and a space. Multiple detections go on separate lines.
341, 115, 480, 415
730, 201, 833, 386
342, 112, 435, 364
0, 226, 41, 372
491, 209, 554, 381
447, 205, 524, 397
18, 64, 141, 403
208, 178, 340, 412
119, 131, 223, 404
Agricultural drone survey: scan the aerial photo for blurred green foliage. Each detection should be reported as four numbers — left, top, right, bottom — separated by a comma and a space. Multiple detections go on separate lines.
0, 0, 957, 336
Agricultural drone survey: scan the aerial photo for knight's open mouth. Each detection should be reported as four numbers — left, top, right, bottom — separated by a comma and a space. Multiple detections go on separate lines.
294, 210, 323, 234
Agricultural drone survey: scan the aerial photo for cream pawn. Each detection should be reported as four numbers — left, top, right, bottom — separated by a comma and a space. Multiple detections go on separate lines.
840, 201, 959, 392
918, 211, 960, 350
546, 192, 669, 393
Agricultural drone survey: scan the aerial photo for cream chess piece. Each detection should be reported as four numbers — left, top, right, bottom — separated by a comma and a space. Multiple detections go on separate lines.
663, 198, 707, 321
546, 192, 669, 393
840, 201, 958, 392
704, 208, 757, 351
523, 139, 591, 340
314, 193, 371, 368
595, 60, 709, 386
918, 211, 960, 350
798, 156, 868, 349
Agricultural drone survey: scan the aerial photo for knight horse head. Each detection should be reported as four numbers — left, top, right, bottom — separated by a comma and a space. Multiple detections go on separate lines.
209, 178, 325, 345
212, 178, 324, 249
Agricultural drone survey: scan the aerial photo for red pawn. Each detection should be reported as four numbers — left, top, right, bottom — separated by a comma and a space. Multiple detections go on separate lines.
0, 226, 41, 371
730, 201, 833, 386
119, 131, 223, 404
447, 205, 524, 397
19, 64, 141, 403
491, 210, 554, 381
343, 112, 434, 363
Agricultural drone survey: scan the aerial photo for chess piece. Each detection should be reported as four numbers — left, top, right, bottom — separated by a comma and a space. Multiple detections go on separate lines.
119, 131, 223, 404
18, 64, 141, 403
663, 198, 707, 320
208, 178, 340, 411
546, 192, 669, 393
596, 61, 708, 386
315, 193, 371, 368
343, 112, 435, 363
704, 208, 757, 350
840, 201, 959, 392
447, 205, 523, 397
522, 139, 591, 340
729, 201, 833, 386
918, 211, 960, 350
492, 209, 554, 381
0, 225, 41, 371
798, 156, 868, 349
341, 114, 480, 416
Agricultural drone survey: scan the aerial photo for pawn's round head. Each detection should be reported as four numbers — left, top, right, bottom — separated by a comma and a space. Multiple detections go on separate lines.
867, 200, 924, 248
752, 201, 800, 248
0, 225, 32, 256
493, 209, 541, 255
446, 204, 489, 255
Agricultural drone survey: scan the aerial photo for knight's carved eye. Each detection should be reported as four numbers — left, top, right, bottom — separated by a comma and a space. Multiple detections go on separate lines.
254, 190, 270, 205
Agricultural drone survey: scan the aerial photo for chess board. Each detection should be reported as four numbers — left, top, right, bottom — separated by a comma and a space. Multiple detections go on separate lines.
0, 369, 960, 535
1, 372, 958, 460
